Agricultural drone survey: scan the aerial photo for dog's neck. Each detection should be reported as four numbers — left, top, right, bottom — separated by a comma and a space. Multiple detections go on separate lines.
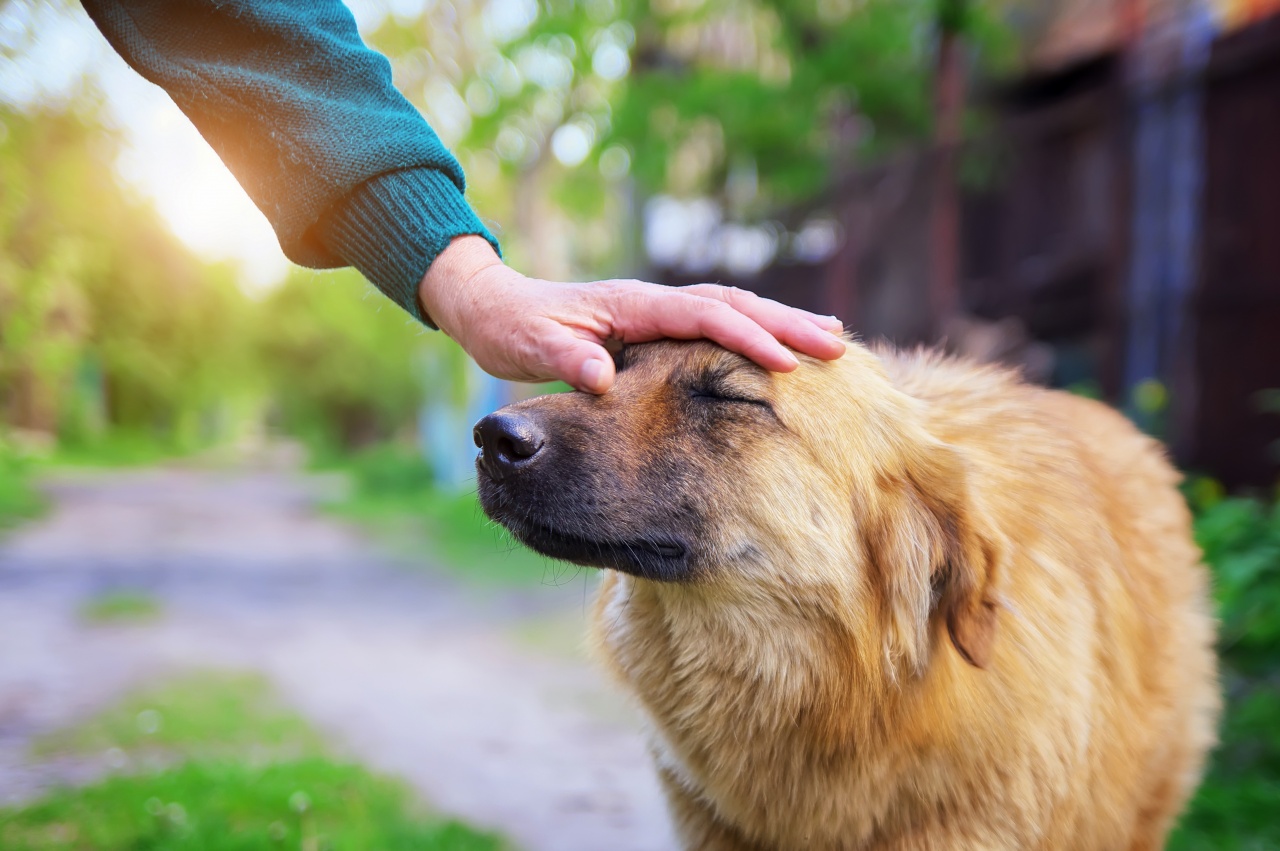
595, 570, 909, 737
592, 571, 975, 846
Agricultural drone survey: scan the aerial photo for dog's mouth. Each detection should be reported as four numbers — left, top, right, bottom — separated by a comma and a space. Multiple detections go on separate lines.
498, 515, 692, 581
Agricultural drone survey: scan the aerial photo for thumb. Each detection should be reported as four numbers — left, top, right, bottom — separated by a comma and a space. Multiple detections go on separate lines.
539, 327, 616, 393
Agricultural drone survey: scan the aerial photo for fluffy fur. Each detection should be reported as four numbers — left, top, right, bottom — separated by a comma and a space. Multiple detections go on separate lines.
480, 339, 1220, 850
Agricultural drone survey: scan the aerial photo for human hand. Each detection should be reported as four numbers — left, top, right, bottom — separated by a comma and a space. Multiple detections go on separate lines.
420, 235, 846, 394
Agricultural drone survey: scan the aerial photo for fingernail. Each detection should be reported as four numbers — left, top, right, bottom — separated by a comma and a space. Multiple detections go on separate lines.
780, 349, 800, 368
580, 358, 608, 392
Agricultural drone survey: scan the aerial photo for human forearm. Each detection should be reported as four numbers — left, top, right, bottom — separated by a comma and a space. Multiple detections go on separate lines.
83, 0, 497, 319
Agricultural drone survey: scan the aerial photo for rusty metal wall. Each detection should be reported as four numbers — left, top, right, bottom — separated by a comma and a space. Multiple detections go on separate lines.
649, 16, 1280, 487
961, 54, 1128, 390
1187, 14, 1280, 486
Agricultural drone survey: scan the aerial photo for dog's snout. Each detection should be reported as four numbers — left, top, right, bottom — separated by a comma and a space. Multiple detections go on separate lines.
473, 412, 546, 480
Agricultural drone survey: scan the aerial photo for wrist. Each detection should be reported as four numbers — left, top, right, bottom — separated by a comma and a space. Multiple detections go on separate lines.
418, 235, 505, 335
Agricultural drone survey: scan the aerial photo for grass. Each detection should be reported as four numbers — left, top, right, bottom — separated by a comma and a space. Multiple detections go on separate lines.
1, 428, 201, 537
0, 437, 47, 534
30, 672, 315, 760
47, 432, 188, 468
319, 444, 574, 587
78, 591, 163, 625
0, 759, 504, 851
10, 671, 509, 850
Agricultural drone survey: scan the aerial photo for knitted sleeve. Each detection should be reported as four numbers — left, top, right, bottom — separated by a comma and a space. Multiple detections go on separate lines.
82, 0, 500, 324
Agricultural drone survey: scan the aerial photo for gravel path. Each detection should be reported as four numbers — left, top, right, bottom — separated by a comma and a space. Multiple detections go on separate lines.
0, 464, 676, 851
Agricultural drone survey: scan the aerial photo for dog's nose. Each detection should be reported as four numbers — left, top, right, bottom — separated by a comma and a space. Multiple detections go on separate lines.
473, 412, 546, 480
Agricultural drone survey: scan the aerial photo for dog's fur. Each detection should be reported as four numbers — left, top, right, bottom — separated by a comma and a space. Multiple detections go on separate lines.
476, 339, 1219, 850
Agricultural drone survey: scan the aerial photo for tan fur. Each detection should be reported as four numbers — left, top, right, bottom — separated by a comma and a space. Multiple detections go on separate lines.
581, 341, 1220, 850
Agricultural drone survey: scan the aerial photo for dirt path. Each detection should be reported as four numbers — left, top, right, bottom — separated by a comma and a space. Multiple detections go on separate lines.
0, 464, 676, 851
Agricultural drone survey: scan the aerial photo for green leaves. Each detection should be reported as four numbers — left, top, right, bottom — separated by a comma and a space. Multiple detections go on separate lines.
1169, 491, 1280, 850
1195, 496, 1280, 674
255, 268, 442, 453
364, 0, 1016, 257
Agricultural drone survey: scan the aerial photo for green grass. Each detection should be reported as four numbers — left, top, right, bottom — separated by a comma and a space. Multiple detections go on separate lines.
1, 429, 194, 540
11, 671, 509, 850
320, 444, 573, 587
47, 432, 187, 468
0, 758, 505, 851
0, 438, 47, 534
31, 672, 320, 762
79, 591, 163, 625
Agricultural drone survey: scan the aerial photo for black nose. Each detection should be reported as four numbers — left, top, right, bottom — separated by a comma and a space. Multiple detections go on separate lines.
473, 412, 546, 480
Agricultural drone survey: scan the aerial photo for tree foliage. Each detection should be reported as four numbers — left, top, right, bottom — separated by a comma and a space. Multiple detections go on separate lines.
369, 0, 1015, 220
0, 95, 469, 458
256, 268, 448, 452
0, 104, 252, 448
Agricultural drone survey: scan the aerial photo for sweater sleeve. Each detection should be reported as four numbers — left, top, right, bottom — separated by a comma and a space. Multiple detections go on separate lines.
81, 0, 500, 324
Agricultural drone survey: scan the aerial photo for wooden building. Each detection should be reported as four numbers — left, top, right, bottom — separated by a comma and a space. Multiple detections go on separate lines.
653, 2, 1280, 488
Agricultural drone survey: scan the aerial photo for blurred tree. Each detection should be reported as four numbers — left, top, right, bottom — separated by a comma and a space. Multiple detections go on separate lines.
361, 0, 1016, 276
257, 267, 455, 453
0, 104, 253, 448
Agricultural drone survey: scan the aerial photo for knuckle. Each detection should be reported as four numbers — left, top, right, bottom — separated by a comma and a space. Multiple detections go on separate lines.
694, 296, 734, 317
680, 283, 724, 299
611, 280, 656, 306
616, 278, 651, 294
592, 279, 626, 299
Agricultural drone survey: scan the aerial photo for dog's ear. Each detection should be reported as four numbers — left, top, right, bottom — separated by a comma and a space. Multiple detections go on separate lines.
867, 442, 1001, 672
910, 444, 1001, 669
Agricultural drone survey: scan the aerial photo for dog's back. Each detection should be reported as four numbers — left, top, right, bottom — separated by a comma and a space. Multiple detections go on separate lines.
882, 348, 1219, 848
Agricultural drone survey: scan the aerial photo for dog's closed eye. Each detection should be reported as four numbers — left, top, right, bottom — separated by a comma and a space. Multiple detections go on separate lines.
687, 361, 774, 413
688, 386, 772, 410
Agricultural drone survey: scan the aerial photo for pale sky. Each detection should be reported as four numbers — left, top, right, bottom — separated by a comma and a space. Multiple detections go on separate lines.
0, 1, 404, 293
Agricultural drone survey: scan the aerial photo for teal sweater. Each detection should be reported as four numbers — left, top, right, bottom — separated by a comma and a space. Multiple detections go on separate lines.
82, 0, 500, 325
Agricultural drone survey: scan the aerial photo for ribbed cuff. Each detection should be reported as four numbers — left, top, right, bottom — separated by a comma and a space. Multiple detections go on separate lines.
316, 168, 501, 327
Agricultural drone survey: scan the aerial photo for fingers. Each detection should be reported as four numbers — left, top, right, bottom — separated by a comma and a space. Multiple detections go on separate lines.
538, 325, 617, 393
811, 313, 847, 334
455, 272, 845, 394
682, 285, 847, 361
683, 284, 842, 331
615, 289, 803, 372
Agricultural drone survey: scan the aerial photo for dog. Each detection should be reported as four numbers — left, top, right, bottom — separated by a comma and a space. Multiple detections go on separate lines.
474, 339, 1219, 850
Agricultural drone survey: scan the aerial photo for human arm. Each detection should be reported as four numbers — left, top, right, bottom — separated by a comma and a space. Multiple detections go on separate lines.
83, 0, 845, 393
81, 0, 497, 322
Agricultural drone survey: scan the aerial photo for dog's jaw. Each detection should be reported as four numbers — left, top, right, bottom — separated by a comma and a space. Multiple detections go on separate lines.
484, 504, 695, 582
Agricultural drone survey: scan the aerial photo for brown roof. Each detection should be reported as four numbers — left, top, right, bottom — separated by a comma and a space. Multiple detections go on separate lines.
1018, 0, 1280, 71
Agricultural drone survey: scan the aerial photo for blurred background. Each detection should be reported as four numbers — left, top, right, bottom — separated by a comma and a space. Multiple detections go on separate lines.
1, 0, 1278, 848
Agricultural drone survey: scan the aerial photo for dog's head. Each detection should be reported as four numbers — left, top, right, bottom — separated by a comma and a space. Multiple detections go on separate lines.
475, 340, 1000, 672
